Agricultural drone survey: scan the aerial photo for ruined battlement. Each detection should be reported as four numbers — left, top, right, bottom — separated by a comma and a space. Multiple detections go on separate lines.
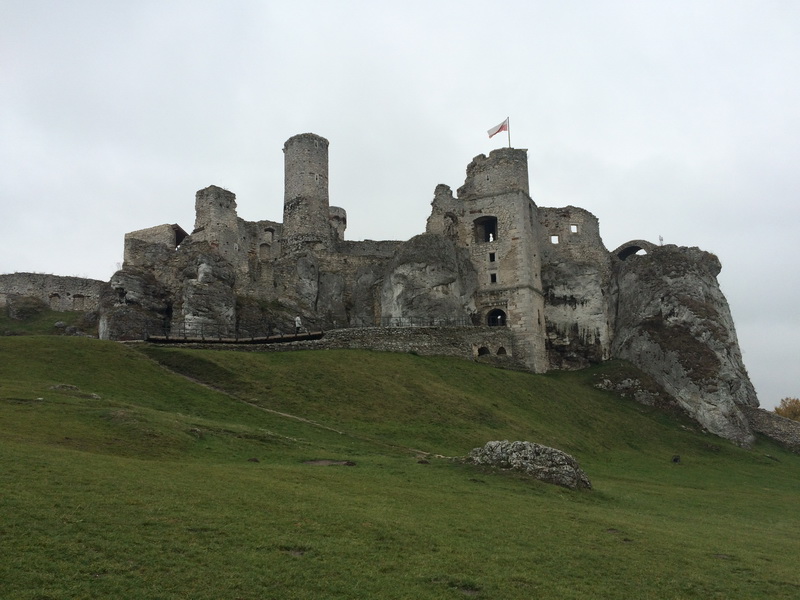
457, 147, 530, 200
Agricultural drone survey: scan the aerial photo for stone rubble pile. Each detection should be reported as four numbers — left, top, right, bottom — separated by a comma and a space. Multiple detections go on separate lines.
466, 440, 592, 490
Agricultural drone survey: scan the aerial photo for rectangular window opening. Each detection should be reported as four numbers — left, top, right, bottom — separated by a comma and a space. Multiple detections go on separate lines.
550, 235, 560, 244
570, 224, 579, 233
490, 273, 497, 284
489, 252, 496, 262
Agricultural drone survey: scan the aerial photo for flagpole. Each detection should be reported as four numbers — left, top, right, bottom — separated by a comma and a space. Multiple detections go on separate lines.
507, 117, 511, 148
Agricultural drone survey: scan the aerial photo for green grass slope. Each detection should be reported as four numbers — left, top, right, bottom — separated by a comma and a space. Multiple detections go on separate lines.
1, 337, 798, 599
0, 305, 96, 337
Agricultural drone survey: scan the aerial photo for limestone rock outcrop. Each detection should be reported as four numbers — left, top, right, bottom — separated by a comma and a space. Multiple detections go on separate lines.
381, 234, 478, 324
466, 440, 592, 490
611, 245, 758, 446
100, 239, 238, 340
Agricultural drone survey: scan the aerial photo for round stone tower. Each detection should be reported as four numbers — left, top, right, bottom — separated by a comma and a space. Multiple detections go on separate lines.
282, 133, 331, 251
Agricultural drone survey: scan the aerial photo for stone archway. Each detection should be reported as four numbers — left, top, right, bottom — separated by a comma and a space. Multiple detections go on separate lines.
612, 239, 658, 261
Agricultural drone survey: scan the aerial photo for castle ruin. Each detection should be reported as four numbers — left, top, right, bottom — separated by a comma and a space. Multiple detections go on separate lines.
2, 133, 765, 446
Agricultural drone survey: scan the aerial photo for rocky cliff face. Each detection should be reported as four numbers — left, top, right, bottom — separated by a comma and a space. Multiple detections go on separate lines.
542, 260, 611, 370
611, 245, 758, 446
100, 239, 238, 339
380, 234, 478, 324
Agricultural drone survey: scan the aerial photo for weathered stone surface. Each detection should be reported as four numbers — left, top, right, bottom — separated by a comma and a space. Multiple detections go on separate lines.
539, 206, 613, 370
148, 326, 521, 366
542, 261, 610, 369
0, 273, 107, 313
466, 440, 592, 489
741, 406, 800, 453
594, 375, 669, 409
381, 234, 477, 323
611, 245, 757, 446
177, 251, 236, 336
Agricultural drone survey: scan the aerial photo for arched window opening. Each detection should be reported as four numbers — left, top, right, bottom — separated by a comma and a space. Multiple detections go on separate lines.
487, 309, 507, 327
474, 216, 499, 243
477, 347, 491, 356
497, 347, 507, 356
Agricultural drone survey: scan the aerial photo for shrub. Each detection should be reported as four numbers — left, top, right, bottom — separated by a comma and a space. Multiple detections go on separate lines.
774, 397, 800, 421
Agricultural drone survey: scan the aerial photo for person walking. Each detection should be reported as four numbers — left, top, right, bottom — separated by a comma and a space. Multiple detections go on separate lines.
294, 316, 302, 335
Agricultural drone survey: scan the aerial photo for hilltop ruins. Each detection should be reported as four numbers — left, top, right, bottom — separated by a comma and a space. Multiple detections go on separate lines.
1, 133, 771, 446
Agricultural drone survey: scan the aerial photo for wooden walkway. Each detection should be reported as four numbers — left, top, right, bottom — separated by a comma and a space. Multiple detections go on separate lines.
145, 330, 325, 345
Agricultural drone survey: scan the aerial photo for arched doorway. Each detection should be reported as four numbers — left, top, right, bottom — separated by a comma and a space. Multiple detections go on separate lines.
487, 309, 507, 327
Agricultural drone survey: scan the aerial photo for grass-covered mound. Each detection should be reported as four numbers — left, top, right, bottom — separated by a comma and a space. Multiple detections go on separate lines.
1, 337, 798, 599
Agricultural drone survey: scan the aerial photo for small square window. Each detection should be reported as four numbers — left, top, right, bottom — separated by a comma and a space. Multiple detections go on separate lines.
550, 235, 559, 244
490, 273, 497, 284
489, 252, 496, 262
570, 224, 579, 233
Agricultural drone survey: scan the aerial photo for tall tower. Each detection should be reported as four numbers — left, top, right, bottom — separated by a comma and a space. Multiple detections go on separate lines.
282, 133, 331, 251
456, 148, 547, 372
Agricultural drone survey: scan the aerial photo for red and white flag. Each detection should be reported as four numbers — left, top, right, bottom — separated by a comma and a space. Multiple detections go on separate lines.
487, 118, 509, 138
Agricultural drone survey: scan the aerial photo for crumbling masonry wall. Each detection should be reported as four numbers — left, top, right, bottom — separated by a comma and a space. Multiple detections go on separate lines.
538, 206, 613, 370
0, 273, 107, 312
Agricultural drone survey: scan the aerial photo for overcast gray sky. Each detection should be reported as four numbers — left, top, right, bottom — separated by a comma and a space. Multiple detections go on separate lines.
2, 1, 798, 409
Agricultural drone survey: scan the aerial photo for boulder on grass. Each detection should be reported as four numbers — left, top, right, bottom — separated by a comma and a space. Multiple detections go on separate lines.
466, 440, 592, 490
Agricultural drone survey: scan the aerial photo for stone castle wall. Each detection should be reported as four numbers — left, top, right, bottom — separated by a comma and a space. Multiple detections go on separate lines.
538, 206, 613, 370
149, 326, 520, 366
741, 406, 800, 453
0, 273, 107, 312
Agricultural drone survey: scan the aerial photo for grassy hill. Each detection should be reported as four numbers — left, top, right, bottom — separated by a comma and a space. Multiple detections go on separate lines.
1, 336, 798, 599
